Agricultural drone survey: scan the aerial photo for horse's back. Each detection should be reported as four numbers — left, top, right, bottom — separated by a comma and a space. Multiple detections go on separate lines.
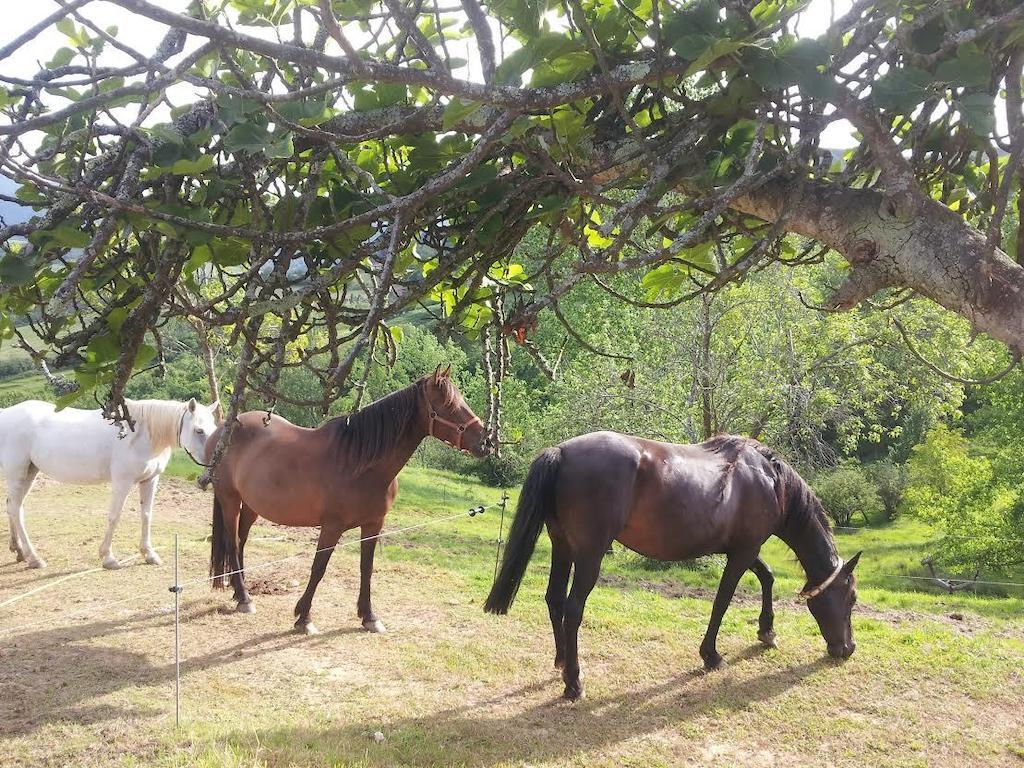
0, 400, 126, 483
209, 411, 330, 526
554, 431, 781, 560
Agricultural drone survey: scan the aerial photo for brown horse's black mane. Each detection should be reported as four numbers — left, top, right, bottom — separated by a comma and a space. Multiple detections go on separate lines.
325, 376, 458, 474
704, 434, 831, 536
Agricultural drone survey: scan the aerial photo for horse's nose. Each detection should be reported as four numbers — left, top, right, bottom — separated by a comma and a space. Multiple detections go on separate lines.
844, 641, 856, 658
827, 642, 846, 659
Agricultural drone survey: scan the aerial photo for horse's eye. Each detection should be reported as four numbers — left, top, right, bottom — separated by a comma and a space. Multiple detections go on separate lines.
195, 428, 205, 435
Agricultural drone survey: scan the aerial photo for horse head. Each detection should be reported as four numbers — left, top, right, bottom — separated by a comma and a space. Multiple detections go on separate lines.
179, 398, 219, 463
420, 365, 491, 458
803, 551, 861, 659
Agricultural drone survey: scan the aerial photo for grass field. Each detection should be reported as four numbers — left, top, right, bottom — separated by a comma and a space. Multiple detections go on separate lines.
1, 461, 1022, 767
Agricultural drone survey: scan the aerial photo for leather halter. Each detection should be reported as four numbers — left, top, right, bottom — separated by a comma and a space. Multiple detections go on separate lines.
421, 384, 481, 451
798, 559, 845, 601
177, 409, 212, 467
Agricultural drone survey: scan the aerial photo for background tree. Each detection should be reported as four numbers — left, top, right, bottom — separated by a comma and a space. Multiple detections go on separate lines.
0, 0, 1022, 475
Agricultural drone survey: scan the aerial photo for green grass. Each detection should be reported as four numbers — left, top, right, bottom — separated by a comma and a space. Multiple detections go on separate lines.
1, 465, 1022, 767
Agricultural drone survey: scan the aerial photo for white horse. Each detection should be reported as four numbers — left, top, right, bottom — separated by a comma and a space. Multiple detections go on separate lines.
0, 398, 217, 569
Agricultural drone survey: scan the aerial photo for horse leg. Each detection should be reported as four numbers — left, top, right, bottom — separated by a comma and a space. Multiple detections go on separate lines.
545, 536, 572, 669
294, 522, 343, 635
220, 501, 253, 612
750, 556, 776, 648
357, 520, 386, 633
137, 476, 162, 565
561, 554, 603, 701
699, 549, 758, 670
99, 479, 134, 569
7, 464, 42, 567
237, 504, 257, 572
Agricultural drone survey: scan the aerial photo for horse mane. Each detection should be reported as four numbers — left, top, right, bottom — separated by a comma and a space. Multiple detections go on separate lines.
704, 434, 832, 535
325, 376, 455, 474
124, 399, 185, 451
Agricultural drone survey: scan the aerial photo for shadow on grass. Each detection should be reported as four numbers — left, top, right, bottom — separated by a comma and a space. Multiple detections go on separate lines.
0, 601, 363, 738
214, 649, 833, 767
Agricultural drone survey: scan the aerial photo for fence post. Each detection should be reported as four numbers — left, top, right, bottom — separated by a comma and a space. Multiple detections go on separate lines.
493, 491, 508, 583
172, 533, 181, 728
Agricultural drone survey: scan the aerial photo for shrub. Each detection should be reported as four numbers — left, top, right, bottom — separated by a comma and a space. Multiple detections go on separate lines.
866, 458, 907, 521
903, 424, 1024, 573
812, 464, 884, 527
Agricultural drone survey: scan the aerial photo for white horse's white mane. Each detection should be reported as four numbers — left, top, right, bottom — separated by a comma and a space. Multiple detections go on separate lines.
124, 399, 186, 451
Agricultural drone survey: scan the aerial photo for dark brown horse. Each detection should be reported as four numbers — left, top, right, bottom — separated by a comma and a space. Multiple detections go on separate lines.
485, 432, 860, 700
208, 367, 489, 633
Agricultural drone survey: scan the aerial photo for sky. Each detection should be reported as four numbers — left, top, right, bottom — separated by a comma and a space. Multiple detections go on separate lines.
1, 0, 863, 150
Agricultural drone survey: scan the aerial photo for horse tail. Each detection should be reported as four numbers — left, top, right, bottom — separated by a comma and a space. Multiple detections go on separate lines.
210, 494, 228, 589
484, 446, 561, 615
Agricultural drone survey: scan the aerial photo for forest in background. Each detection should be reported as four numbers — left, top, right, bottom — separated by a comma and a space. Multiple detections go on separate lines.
3, 231, 1022, 580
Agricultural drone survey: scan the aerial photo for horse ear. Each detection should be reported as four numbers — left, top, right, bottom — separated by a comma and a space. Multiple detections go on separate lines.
188, 397, 197, 412
843, 551, 862, 573
432, 363, 442, 383
209, 399, 219, 413
442, 364, 451, 378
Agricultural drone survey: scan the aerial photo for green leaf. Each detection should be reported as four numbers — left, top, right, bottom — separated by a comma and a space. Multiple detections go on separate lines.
935, 45, 991, 88
442, 98, 482, 131
275, 96, 329, 123
134, 343, 156, 368
264, 131, 294, 159
0, 252, 38, 286
957, 93, 995, 136
169, 154, 214, 175
530, 51, 595, 87
642, 263, 686, 300
493, 33, 583, 86
488, 0, 543, 37
56, 18, 88, 47
210, 237, 250, 267
86, 332, 120, 363
664, 0, 719, 40
224, 122, 273, 153
871, 66, 934, 111
746, 38, 831, 97
684, 39, 746, 76
351, 85, 379, 112
459, 163, 499, 193
389, 325, 405, 344
47, 47, 75, 68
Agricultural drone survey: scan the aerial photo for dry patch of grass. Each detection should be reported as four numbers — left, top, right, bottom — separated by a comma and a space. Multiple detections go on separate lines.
1, 471, 1022, 768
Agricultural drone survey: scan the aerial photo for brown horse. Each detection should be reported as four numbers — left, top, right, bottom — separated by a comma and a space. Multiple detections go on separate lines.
485, 432, 860, 700
208, 367, 489, 633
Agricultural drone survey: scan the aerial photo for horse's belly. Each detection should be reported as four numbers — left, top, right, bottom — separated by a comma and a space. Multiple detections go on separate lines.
30, 427, 114, 484
617, 500, 730, 561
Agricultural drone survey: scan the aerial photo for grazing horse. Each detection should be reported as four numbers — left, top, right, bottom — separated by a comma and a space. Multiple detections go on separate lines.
485, 432, 861, 700
208, 367, 489, 634
0, 397, 218, 569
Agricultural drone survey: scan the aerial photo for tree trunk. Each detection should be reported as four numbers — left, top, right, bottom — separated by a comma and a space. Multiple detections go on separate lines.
730, 179, 1024, 355
190, 318, 221, 419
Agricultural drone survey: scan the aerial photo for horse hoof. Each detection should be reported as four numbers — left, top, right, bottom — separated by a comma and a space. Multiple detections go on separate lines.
562, 685, 584, 701
758, 630, 777, 648
297, 622, 320, 635
362, 619, 386, 633
702, 652, 724, 671
102, 556, 121, 570
236, 601, 255, 614
27, 556, 47, 569
143, 551, 162, 566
